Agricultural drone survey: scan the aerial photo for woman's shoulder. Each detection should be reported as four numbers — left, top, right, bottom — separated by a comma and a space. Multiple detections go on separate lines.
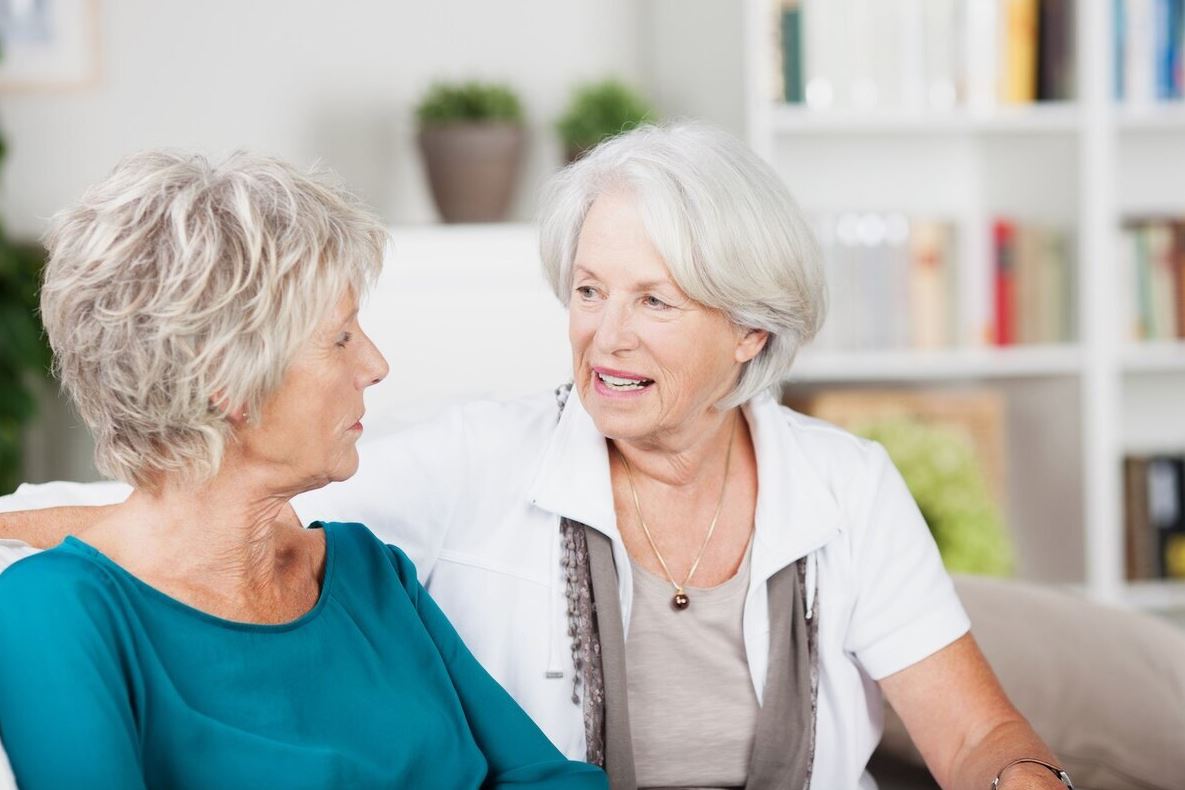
0, 540, 112, 595
0, 542, 124, 638
314, 521, 420, 587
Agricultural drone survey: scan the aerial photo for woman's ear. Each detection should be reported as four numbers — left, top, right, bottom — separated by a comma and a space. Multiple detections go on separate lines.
209, 391, 248, 426
735, 328, 769, 364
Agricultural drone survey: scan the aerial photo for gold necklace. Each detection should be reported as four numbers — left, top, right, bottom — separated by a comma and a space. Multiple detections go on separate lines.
617, 413, 737, 611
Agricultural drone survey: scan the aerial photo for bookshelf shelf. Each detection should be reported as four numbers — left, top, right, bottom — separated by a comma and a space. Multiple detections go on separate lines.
1121, 342, 1185, 373
791, 345, 1082, 383
771, 103, 1081, 136
1115, 103, 1185, 132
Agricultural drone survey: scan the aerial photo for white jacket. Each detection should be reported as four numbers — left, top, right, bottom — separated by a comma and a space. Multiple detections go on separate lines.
0, 390, 968, 789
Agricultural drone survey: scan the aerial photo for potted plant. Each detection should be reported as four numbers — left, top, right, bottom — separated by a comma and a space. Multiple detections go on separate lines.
416, 80, 525, 223
0, 239, 50, 495
855, 417, 1014, 576
556, 79, 657, 164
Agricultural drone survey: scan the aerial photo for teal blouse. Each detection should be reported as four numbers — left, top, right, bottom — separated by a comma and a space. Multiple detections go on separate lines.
0, 521, 605, 789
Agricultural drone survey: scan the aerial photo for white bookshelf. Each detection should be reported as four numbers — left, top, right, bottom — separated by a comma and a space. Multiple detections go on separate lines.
792, 346, 1083, 383
644, 0, 1185, 610
771, 103, 1081, 135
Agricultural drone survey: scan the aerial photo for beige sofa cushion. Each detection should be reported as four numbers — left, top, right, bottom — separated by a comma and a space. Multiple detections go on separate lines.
879, 574, 1185, 790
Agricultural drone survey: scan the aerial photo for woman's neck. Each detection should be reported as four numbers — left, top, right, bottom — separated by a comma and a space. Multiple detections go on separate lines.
83, 456, 314, 613
611, 407, 746, 491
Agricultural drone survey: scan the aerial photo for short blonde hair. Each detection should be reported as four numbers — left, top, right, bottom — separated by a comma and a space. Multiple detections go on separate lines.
538, 122, 826, 409
41, 150, 386, 489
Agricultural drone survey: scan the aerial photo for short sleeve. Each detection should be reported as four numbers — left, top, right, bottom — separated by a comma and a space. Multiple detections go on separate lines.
843, 444, 971, 680
291, 407, 468, 575
0, 555, 146, 789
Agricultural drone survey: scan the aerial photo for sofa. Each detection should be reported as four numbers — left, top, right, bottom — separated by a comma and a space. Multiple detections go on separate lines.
3, 483, 1185, 789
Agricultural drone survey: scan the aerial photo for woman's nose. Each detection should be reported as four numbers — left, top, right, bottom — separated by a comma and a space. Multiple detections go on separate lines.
594, 303, 638, 353
360, 337, 389, 388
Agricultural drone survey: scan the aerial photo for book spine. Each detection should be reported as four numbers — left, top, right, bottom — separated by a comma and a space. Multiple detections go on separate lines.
1149, 222, 1178, 339
781, 3, 805, 103
1127, 0, 1157, 104
1001, 0, 1039, 103
966, 0, 999, 109
1121, 224, 1142, 341
1174, 220, 1185, 338
1038, 0, 1072, 100
1125, 456, 1155, 580
909, 220, 947, 349
993, 219, 1017, 346
1116, 0, 1128, 99
1156, 0, 1176, 98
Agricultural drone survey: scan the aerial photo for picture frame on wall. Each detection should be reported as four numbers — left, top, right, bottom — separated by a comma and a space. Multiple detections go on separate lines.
0, 0, 98, 90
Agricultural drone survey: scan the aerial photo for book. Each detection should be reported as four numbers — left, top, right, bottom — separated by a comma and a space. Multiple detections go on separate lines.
1148, 457, 1185, 578
993, 219, 1017, 345
1124, 0, 1158, 104
1147, 222, 1178, 340
1038, 0, 1076, 100
966, 0, 1001, 109
780, 1, 805, 103
1174, 221, 1185, 339
1125, 456, 1156, 579
1001, 0, 1039, 103
909, 220, 955, 349
923, 0, 960, 109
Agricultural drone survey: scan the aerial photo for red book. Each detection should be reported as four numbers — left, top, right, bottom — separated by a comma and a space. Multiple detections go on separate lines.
994, 219, 1017, 345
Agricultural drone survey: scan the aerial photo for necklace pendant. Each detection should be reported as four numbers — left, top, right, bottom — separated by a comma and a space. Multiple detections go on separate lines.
672, 591, 690, 610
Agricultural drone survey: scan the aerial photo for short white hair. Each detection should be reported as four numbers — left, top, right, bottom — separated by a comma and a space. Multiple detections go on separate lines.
538, 122, 826, 409
41, 150, 386, 489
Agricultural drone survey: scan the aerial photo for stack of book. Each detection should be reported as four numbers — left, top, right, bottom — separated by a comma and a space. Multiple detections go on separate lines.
1121, 218, 1185, 342
1125, 454, 1185, 580
812, 213, 958, 351
1114, 0, 1185, 103
774, 0, 1076, 110
990, 219, 1075, 346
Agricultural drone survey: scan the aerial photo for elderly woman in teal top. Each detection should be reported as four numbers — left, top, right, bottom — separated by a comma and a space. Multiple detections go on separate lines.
0, 152, 604, 789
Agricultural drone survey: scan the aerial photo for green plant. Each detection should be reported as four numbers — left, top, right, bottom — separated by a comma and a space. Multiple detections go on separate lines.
556, 79, 656, 154
416, 81, 523, 126
854, 417, 1014, 576
0, 239, 50, 495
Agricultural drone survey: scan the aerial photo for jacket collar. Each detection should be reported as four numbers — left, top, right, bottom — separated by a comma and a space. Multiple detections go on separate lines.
527, 389, 843, 580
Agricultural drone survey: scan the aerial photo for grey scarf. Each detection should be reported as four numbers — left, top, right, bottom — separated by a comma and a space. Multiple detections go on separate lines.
555, 384, 820, 789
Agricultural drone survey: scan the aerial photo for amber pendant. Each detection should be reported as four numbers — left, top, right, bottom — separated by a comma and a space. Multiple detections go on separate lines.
672, 591, 690, 610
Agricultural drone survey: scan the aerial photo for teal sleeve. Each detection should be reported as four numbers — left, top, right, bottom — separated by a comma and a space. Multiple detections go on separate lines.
0, 556, 147, 790
386, 546, 606, 789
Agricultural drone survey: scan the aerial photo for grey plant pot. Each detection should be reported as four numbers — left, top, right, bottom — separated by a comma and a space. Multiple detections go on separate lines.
418, 122, 525, 223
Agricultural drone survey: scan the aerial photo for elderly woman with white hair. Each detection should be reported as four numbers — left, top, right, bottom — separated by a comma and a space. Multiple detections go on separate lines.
1, 125, 1071, 789
0, 152, 605, 789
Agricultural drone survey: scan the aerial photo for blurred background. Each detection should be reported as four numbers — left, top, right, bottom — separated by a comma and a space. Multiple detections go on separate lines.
1, 0, 1183, 626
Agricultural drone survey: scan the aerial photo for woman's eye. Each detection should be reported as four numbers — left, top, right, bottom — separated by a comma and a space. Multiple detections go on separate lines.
335, 332, 352, 348
575, 286, 597, 300
643, 295, 670, 309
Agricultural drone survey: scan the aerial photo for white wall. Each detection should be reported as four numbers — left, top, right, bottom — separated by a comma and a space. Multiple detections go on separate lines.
0, 0, 646, 237
10, 0, 647, 482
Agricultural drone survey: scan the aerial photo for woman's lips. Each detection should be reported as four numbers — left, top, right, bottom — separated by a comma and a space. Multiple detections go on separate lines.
591, 369, 653, 399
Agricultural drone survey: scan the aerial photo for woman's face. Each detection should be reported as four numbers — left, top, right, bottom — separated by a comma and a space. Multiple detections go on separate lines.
568, 190, 766, 445
235, 289, 389, 492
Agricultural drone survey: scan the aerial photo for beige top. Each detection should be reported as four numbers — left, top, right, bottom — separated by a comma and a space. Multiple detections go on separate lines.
626, 539, 757, 790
